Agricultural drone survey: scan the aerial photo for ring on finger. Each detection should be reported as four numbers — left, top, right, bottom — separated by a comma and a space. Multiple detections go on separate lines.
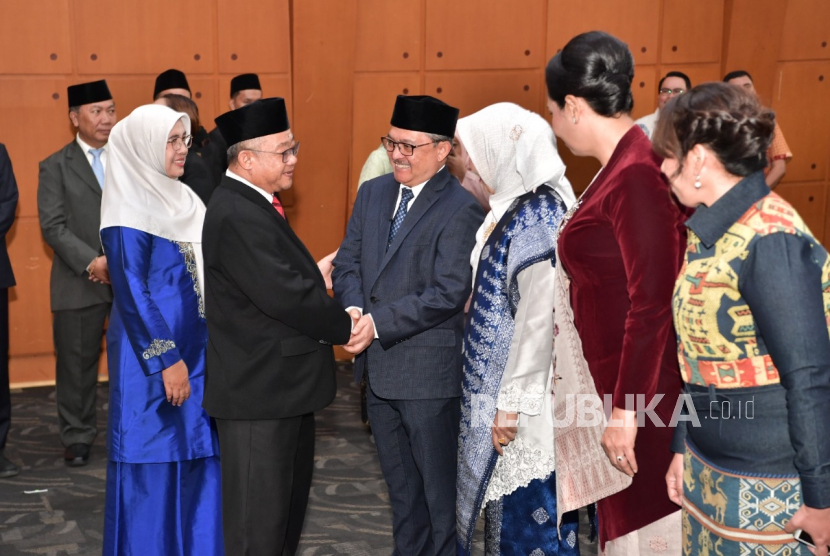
616, 455, 625, 462
498, 437, 508, 446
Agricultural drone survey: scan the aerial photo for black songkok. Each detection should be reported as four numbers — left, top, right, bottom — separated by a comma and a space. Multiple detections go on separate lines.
153, 69, 190, 98
390, 95, 459, 138
214, 97, 289, 147
67, 80, 112, 109
230, 74, 262, 97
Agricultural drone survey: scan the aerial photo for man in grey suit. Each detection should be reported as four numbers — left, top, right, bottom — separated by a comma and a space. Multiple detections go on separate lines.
38, 80, 115, 466
333, 95, 484, 556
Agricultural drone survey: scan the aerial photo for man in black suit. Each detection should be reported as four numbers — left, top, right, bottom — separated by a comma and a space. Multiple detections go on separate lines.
0, 144, 19, 478
333, 96, 484, 555
153, 69, 214, 165
38, 81, 115, 466
202, 98, 352, 555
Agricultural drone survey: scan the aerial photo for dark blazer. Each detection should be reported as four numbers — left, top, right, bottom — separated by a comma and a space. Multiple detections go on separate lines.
201, 175, 352, 420
206, 127, 228, 188
0, 145, 18, 289
181, 149, 214, 205
332, 168, 484, 400
38, 141, 112, 311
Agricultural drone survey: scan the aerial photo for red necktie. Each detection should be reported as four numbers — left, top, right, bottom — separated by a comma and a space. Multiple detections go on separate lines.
272, 195, 285, 218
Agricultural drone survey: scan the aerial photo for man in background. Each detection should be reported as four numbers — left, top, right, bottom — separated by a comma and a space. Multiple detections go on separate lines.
635, 71, 691, 140
0, 144, 19, 478
207, 73, 263, 186
38, 81, 115, 467
725, 70, 792, 188
153, 69, 213, 164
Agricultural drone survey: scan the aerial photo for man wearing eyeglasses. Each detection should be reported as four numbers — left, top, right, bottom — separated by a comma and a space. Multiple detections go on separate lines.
332, 95, 484, 556
202, 97, 353, 555
636, 71, 691, 140
37, 81, 116, 467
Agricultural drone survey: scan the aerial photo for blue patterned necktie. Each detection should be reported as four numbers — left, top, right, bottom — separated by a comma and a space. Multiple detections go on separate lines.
89, 148, 105, 189
387, 187, 414, 250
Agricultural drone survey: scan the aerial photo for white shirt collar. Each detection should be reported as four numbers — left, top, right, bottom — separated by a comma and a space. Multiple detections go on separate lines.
227, 169, 273, 203
76, 133, 105, 155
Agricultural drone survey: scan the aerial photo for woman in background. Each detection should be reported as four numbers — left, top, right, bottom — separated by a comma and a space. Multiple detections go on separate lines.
455, 102, 578, 555
101, 104, 222, 555
658, 82, 830, 555
545, 31, 686, 554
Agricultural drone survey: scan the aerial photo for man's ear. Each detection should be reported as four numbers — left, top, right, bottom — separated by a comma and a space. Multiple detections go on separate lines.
69, 110, 80, 128
436, 140, 452, 162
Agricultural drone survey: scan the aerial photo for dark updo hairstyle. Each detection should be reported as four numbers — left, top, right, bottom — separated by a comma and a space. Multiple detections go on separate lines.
545, 31, 635, 116
652, 82, 775, 178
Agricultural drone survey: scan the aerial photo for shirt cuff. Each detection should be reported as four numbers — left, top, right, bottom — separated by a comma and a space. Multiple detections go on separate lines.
366, 313, 379, 340
801, 472, 830, 509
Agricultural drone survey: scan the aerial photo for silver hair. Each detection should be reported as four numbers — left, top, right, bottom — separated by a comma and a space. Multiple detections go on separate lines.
226, 137, 264, 166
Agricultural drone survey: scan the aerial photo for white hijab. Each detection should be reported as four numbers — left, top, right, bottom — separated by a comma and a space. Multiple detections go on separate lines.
101, 104, 207, 294
456, 103, 576, 275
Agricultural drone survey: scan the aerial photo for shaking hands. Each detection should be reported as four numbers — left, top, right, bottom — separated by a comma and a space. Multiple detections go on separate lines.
343, 308, 374, 354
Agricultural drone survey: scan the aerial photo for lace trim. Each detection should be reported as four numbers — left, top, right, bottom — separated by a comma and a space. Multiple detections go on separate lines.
142, 339, 176, 360
483, 436, 556, 504
174, 241, 205, 319
496, 381, 546, 415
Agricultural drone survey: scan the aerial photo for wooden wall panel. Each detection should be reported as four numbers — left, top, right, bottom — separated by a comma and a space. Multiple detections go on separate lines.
546, 0, 661, 66
74, 0, 214, 75
7, 218, 53, 357
0, 1, 72, 74
559, 146, 602, 195
779, 0, 830, 62
723, 0, 789, 104
217, 0, 291, 74
661, 0, 724, 65
425, 71, 544, 118
772, 62, 830, 183
777, 182, 827, 240
426, 0, 546, 70
291, 0, 358, 259
631, 66, 658, 120
350, 73, 422, 204
354, 0, 423, 72
0, 78, 73, 218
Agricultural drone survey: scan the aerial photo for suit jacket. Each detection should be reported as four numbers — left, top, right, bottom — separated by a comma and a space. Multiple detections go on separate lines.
38, 140, 112, 311
206, 127, 228, 188
201, 175, 352, 420
181, 149, 215, 205
0, 145, 18, 289
332, 168, 484, 400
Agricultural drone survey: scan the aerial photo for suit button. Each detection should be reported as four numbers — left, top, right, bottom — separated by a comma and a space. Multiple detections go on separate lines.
370, 296, 379, 303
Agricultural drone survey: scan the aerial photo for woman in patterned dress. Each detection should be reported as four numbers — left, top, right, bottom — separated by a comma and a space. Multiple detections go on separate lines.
455, 102, 579, 555
100, 104, 222, 555
657, 82, 830, 555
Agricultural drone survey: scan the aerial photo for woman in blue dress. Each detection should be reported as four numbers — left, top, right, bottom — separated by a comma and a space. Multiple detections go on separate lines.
100, 104, 222, 555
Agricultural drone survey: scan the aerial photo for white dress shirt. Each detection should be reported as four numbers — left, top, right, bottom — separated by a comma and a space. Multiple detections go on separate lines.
76, 133, 108, 174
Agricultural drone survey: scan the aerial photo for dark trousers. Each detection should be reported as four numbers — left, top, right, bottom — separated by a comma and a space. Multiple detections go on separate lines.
53, 303, 110, 447
216, 413, 315, 556
0, 289, 9, 451
366, 382, 460, 556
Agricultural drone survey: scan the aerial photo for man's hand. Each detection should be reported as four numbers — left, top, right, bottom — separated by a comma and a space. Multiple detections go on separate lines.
666, 452, 684, 506
343, 314, 374, 354
785, 505, 830, 556
87, 256, 111, 285
347, 308, 361, 329
317, 249, 338, 289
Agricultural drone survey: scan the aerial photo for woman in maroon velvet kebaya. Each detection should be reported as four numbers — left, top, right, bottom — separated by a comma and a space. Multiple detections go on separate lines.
545, 31, 686, 554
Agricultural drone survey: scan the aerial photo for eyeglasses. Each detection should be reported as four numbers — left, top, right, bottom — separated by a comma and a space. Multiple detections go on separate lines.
167, 134, 193, 150
248, 142, 301, 163
381, 136, 436, 157
658, 88, 686, 96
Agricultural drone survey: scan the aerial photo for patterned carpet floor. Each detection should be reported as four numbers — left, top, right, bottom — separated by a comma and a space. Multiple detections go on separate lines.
0, 363, 597, 555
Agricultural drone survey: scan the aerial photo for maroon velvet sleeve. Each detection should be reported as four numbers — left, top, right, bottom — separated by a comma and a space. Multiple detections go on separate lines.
605, 165, 681, 409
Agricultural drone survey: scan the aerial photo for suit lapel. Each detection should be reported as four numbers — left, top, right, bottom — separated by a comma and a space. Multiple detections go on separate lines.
221, 176, 324, 288
375, 169, 450, 278
66, 142, 103, 197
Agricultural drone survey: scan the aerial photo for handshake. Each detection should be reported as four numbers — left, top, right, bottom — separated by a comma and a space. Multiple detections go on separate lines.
317, 250, 375, 355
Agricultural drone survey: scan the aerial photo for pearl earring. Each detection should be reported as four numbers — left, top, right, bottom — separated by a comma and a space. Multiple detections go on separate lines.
694, 176, 702, 189
572, 117, 577, 124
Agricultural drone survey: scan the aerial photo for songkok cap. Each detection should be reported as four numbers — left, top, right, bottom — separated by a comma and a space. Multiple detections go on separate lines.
154, 69, 190, 98
214, 97, 289, 147
230, 74, 262, 97
390, 95, 459, 138
67, 80, 112, 109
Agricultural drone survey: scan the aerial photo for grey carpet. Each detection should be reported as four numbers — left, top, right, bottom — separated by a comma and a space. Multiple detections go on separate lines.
0, 363, 597, 555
